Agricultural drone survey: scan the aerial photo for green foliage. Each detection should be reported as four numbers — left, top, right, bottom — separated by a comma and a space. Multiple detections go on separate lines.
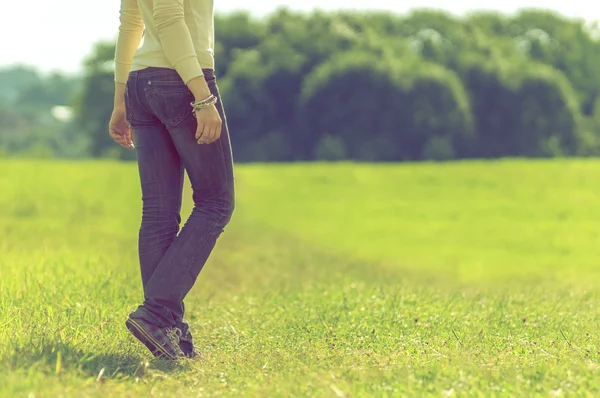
510, 63, 583, 157
6, 7, 600, 162
399, 62, 474, 160
14, 73, 80, 115
299, 52, 408, 160
578, 100, 600, 156
299, 55, 472, 161
313, 134, 347, 160
214, 11, 266, 77
74, 43, 122, 159
0, 65, 42, 107
401, 10, 470, 68
218, 9, 600, 161
460, 57, 515, 158
0, 66, 83, 158
422, 135, 455, 161
264, 9, 361, 73
19, 142, 55, 159
217, 50, 269, 160
464, 11, 511, 37
218, 33, 307, 161
498, 10, 600, 115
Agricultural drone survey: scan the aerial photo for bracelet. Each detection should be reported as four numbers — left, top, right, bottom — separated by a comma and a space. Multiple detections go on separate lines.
190, 95, 217, 111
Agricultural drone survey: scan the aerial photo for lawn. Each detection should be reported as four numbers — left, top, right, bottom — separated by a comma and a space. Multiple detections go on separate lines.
1, 158, 599, 397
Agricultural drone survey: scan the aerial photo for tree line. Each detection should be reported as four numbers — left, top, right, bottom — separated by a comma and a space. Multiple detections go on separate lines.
2, 8, 600, 161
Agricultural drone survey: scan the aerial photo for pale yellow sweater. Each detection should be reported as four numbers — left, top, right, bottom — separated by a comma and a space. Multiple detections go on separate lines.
114, 0, 215, 84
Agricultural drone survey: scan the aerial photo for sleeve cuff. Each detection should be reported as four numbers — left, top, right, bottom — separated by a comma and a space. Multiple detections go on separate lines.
174, 56, 205, 84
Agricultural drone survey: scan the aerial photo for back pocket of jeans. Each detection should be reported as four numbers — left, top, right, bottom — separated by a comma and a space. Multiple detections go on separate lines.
144, 82, 195, 128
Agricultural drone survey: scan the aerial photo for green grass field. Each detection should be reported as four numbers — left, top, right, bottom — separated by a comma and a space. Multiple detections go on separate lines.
1, 158, 600, 397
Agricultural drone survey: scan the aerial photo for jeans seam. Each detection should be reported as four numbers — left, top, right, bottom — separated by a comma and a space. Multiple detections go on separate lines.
162, 217, 222, 319
144, 86, 195, 129
166, 110, 233, 297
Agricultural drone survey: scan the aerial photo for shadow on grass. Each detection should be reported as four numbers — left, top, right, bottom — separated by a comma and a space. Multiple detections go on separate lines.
1, 339, 186, 380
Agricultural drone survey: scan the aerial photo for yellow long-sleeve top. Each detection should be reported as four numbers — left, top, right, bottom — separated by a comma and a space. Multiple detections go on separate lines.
114, 0, 215, 84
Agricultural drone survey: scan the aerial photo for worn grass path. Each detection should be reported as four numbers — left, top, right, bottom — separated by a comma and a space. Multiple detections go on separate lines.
1, 159, 599, 397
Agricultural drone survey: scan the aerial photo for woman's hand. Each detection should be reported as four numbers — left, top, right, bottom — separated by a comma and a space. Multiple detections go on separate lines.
195, 105, 222, 145
109, 105, 135, 150
187, 76, 222, 145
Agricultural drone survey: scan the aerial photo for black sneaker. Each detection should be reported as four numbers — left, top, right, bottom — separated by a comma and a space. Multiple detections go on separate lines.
125, 316, 184, 360
179, 328, 201, 358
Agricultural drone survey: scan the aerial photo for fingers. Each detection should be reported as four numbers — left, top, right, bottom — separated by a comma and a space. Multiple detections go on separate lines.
197, 122, 222, 144
125, 130, 135, 149
109, 130, 127, 147
213, 123, 222, 142
198, 125, 216, 144
196, 121, 206, 144
194, 105, 223, 144
196, 123, 210, 144
109, 125, 135, 150
113, 133, 130, 149
203, 126, 214, 144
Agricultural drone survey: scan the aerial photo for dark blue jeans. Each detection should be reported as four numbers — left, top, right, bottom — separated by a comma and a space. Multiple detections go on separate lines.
124, 67, 235, 329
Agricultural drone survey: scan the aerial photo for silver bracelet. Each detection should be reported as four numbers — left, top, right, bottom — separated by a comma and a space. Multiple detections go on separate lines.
190, 95, 217, 111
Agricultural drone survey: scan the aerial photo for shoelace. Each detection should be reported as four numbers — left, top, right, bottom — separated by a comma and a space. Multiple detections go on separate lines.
179, 329, 193, 343
166, 327, 182, 345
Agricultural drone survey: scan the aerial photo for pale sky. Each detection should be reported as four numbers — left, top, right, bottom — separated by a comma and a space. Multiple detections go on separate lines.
1, 0, 599, 75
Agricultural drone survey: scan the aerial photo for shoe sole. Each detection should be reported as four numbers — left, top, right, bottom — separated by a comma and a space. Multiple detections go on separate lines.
179, 341, 197, 358
125, 318, 177, 360
183, 349, 200, 359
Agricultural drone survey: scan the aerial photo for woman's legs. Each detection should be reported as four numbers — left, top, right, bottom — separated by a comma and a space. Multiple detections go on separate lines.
129, 69, 235, 328
134, 123, 184, 290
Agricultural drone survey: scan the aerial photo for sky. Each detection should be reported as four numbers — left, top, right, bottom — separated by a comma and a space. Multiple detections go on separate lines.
2, 0, 599, 76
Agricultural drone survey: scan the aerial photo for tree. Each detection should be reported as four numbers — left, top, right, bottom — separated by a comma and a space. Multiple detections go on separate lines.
462, 57, 582, 158
0, 65, 41, 108
214, 11, 266, 77
218, 45, 300, 162
499, 10, 600, 115
510, 63, 583, 156
72, 42, 134, 160
298, 52, 409, 161
399, 63, 474, 160
460, 56, 520, 158
0, 66, 83, 158
46, 8, 600, 162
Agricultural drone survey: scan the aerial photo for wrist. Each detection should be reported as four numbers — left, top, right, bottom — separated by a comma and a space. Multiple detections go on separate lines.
191, 94, 218, 115
187, 76, 211, 100
114, 82, 126, 108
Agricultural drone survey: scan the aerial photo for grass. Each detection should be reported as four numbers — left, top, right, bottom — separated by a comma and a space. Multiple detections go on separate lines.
1, 158, 599, 397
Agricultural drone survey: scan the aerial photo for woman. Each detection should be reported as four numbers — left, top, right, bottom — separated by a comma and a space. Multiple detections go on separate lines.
108, 0, 235, 360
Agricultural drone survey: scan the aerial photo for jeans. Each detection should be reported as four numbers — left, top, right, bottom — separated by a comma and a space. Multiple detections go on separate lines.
124, 67, 235, 329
